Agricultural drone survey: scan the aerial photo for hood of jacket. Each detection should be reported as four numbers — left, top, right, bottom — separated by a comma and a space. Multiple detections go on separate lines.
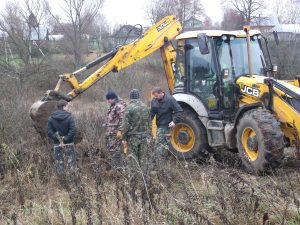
51, 110, 71, 121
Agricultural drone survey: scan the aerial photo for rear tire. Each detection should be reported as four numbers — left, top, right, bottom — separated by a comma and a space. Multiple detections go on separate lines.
170, 109, 208, 159
236, 108, 284, 174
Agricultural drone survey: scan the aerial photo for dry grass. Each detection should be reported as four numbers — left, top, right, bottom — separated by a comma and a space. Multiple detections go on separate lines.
0, 55, 300, 225
0, 156, 299, 225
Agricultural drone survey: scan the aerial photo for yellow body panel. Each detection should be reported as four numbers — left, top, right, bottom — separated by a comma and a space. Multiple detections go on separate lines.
160, 42, 177, 92
282, 78, 300, 88
236, 75, 300, 144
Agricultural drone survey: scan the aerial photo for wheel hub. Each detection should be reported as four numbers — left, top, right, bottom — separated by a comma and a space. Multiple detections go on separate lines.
178, 131, 191, 145
247, 136, 258, 151
171, 123, 195, 153
242, 127, 259, 161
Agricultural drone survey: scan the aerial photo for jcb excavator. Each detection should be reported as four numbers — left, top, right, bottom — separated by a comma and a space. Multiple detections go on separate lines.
30, 15, 300, 174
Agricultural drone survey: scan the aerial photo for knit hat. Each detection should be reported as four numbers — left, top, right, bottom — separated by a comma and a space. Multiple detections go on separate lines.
106, 91, 118, 100
130, 89, 140, 99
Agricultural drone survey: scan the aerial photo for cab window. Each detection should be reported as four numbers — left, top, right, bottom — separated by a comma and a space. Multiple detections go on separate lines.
186, 38, 217, 109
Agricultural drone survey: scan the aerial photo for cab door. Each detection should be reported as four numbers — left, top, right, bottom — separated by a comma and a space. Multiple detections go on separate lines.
185, 38, 219, 111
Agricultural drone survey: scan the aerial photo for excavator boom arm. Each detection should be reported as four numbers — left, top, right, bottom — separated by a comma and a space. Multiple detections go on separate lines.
30, 15, 181, 137
59, 16, 182, 99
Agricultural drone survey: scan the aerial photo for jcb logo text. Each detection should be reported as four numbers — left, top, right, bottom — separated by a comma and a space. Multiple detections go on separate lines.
156, 21, 169, 32
241, 85, 259, 97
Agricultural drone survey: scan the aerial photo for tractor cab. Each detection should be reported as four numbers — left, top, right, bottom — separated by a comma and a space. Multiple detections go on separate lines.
174, 30, 267, 120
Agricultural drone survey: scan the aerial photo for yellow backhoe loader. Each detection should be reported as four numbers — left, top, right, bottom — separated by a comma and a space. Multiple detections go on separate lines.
30, 15, 300, 174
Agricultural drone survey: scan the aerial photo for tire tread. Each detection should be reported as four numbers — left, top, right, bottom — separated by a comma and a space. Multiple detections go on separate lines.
236, 108, 284, 174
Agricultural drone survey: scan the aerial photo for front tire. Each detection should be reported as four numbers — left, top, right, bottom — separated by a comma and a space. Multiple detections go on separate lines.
170, 110, 208, 159
236, 108, 284, 174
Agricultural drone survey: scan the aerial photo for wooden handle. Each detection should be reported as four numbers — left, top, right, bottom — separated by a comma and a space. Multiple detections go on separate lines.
54, 78, 63, 91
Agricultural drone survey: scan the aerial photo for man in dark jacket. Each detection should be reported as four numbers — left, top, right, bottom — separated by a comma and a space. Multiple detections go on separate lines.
151, 87, 183, 165
47, 100, 77, 175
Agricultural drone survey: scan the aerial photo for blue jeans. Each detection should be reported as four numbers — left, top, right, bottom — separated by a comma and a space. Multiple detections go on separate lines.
53, 144, 77, 175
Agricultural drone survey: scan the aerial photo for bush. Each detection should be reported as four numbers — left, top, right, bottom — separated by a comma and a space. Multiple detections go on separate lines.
0, 39, 299, 225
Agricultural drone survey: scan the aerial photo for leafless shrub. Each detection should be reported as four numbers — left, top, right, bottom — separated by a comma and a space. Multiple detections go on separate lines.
0, 42, 300, 225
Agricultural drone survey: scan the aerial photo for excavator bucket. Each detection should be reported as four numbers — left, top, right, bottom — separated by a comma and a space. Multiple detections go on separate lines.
30, 100, 59, 138
30, 80, 74, 137
30, 99, 83, 143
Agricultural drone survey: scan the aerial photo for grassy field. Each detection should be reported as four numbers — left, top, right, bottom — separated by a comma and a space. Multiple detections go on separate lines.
0, 55, 300, 225
0, 152, 299, 225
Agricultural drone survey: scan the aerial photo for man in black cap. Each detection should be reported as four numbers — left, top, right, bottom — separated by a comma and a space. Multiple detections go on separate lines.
47, 100, 77, 175
105, 91, 127, 169
121, 89, 150, 169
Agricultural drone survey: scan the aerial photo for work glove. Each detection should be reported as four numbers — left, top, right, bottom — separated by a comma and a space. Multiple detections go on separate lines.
116, 130, 122, 139
168, 121, 176, 128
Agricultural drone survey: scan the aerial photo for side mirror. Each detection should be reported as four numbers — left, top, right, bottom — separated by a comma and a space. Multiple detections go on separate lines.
273, 31, 279, 46
222, 68, 230, 79
197, 33, 210, 55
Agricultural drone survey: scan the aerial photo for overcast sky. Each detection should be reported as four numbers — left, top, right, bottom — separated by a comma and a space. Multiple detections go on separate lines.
0, 0, 281, 27
0, 0, 224, 26
101, 0, 223, 26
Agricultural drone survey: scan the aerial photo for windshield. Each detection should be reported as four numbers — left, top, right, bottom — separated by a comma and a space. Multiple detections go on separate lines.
216, 37, 266, 78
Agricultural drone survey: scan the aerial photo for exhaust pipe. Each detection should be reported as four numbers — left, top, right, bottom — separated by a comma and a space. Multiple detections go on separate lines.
244, 26, 253, 76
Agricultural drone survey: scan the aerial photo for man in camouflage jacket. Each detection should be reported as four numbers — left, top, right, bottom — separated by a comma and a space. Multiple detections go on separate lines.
122, 89, 151, 170
105, 91, 127, 169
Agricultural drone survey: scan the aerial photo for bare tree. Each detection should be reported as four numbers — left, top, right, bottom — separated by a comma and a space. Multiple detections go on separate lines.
45, 0, 104, 67
146, 0, 174, 24
88, 13, 111, 53
269, 34, 300, 79
23, 0, 49, 54
0, 3, 29, 66
203, 15, 213, 29
146, 0, 204, 25
273, 0, 285, 23
274, 0, 300, 24
176, 0, 204, 25
223, 0, 265, 25
221, 8, 244, 30
0, 0, 48, 81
